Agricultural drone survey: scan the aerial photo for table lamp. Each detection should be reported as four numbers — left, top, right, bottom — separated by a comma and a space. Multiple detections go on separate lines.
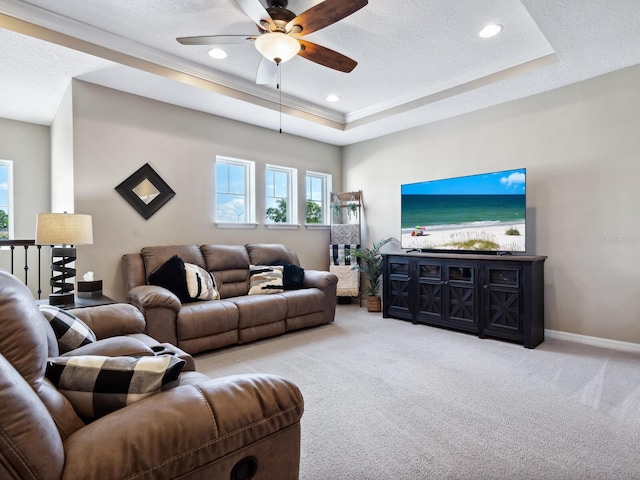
35, 212, 93, 305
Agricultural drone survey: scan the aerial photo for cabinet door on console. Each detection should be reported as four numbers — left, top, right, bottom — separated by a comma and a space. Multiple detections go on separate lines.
441, 262, 478, 333
414, 260, 444, 324
481, 265, 524, 342
385, 256, 412, 320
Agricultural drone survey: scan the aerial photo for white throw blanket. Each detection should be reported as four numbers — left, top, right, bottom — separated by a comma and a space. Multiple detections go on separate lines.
330, 265, 360, 297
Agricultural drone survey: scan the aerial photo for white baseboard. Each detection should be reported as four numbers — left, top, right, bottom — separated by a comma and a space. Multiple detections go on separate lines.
545, 329, 640, 353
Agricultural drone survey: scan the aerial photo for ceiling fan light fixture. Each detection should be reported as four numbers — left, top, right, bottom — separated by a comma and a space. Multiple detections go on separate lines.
255, 32, 300, 63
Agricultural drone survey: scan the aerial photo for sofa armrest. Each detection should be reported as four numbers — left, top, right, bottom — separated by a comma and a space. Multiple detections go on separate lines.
62, 374, 304, 479
127, 285, 182, 312
303, 269, 338, 290
62, 336, 155, 358
303, 270, 338, 324
127, 285, 182, 346
68, 304, 146, 340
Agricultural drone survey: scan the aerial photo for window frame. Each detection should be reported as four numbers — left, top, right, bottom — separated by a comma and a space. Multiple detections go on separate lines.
0, 160, 13, 240
265, 164, 298, 225
214, 156, 256, 227
305, 171, 332, 226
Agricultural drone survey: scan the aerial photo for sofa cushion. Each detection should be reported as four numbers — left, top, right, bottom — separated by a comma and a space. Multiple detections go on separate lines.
45, 354, 185, 419
282, 288, 323, 318
176, 300, 239, 342
232, 294, 288, 329
142, 244, 206, 278
248, 265, 284, 295
39, 305, 97, 354
231, 294, 288, 343
185, 263, 219, 301
246, 243, 297, 266
200, 244, 251, 298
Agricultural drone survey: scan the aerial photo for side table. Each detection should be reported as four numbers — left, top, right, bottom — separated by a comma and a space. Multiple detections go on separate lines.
36, 294, 117, 310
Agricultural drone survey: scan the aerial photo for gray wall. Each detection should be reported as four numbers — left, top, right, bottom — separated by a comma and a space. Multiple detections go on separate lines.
0, 118, 50, 237
71, 81, 342, 301
343, 64, 640, 344
4, 62, 640, 344
0, 117, 50, 294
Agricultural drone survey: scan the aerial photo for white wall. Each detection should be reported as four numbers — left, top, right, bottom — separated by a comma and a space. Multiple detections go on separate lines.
71, 81, 342, 301
343, 64, 640, 343
50, 86, 75, 213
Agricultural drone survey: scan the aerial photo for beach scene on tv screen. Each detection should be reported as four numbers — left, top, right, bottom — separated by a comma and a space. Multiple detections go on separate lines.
401, 168, 526, 252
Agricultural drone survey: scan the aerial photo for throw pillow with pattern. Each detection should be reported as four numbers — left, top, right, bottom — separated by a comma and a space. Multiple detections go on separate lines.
248, 265, 284, 295
184, 263, 220, 300
39, 305, 97, 354
45, 354, 185, 419
147, 255, 190, 303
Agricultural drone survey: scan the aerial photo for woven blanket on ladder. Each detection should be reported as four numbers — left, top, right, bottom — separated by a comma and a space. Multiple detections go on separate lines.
329, 244, 360, 297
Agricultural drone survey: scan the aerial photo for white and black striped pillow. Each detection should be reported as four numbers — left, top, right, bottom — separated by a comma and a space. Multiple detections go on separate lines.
184, 262, 219, 300
39, 305, 97, 354
45, 355, 185, 419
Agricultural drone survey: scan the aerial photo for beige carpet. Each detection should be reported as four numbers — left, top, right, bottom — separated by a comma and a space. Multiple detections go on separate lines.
195, 305, 640, 480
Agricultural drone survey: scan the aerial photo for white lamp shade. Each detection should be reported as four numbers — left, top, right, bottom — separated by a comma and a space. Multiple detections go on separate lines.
255, 32, 301, 63
36, 213, 93, 246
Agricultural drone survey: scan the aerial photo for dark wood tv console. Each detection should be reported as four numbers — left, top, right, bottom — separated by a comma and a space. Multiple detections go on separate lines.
382, 252, 546, 348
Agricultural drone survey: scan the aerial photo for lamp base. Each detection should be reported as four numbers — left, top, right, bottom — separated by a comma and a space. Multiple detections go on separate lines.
49, 292, 75, 306
49, 246, 76, 305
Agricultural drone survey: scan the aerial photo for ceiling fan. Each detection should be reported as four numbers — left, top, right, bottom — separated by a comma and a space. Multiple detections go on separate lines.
177, 0, 368, 85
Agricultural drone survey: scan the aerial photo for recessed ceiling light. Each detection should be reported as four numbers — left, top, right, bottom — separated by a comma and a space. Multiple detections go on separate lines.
326, 94, 340, 102
479, 24, 503, 38
208, 48, 228, 59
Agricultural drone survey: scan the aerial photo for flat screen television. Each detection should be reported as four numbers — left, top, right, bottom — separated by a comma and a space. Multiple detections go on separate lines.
401, 168, 526, 253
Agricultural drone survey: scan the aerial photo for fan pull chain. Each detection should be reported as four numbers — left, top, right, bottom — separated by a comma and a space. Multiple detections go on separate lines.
277, 62, 282, 134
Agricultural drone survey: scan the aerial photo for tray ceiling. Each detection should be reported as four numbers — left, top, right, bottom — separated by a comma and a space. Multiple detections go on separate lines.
0, 0, 639, 145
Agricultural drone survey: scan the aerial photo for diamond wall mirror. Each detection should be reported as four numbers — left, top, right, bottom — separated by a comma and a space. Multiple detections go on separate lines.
115, 163, 175, 219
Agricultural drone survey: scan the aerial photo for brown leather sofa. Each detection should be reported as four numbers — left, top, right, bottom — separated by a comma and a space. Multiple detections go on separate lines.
123, 243, 338, 354
0, 268, 304, 480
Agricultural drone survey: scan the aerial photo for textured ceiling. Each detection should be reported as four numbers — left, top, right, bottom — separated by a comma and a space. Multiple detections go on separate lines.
0, 0, 639, 145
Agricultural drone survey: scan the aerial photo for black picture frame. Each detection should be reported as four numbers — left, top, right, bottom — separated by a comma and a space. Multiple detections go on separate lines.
115, 163, 175, 219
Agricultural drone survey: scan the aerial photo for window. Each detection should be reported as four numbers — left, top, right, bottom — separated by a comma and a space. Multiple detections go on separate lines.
265, 165, 297, 224
305, 171, 332, 225
0, 160, 13, 239
215, 156, 255, 224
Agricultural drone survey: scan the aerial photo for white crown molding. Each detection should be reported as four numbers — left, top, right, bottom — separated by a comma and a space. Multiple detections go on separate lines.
0, 1, 346, 126
346, 51, 558, 127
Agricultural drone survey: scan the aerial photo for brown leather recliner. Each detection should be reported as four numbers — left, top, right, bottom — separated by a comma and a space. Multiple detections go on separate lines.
0, 268, 304, 480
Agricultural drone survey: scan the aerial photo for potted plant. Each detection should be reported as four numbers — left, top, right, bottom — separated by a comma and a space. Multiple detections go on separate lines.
347, 237, 397, 312
332, 200, 342, 222
347, 202, 358, 221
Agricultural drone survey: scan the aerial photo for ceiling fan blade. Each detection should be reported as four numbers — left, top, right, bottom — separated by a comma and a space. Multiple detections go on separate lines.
287, 0, 367, 36
256, 56, 277, 85
234, 0, 274, 31
176, 35, 255, 45
297, 40, 357, 73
